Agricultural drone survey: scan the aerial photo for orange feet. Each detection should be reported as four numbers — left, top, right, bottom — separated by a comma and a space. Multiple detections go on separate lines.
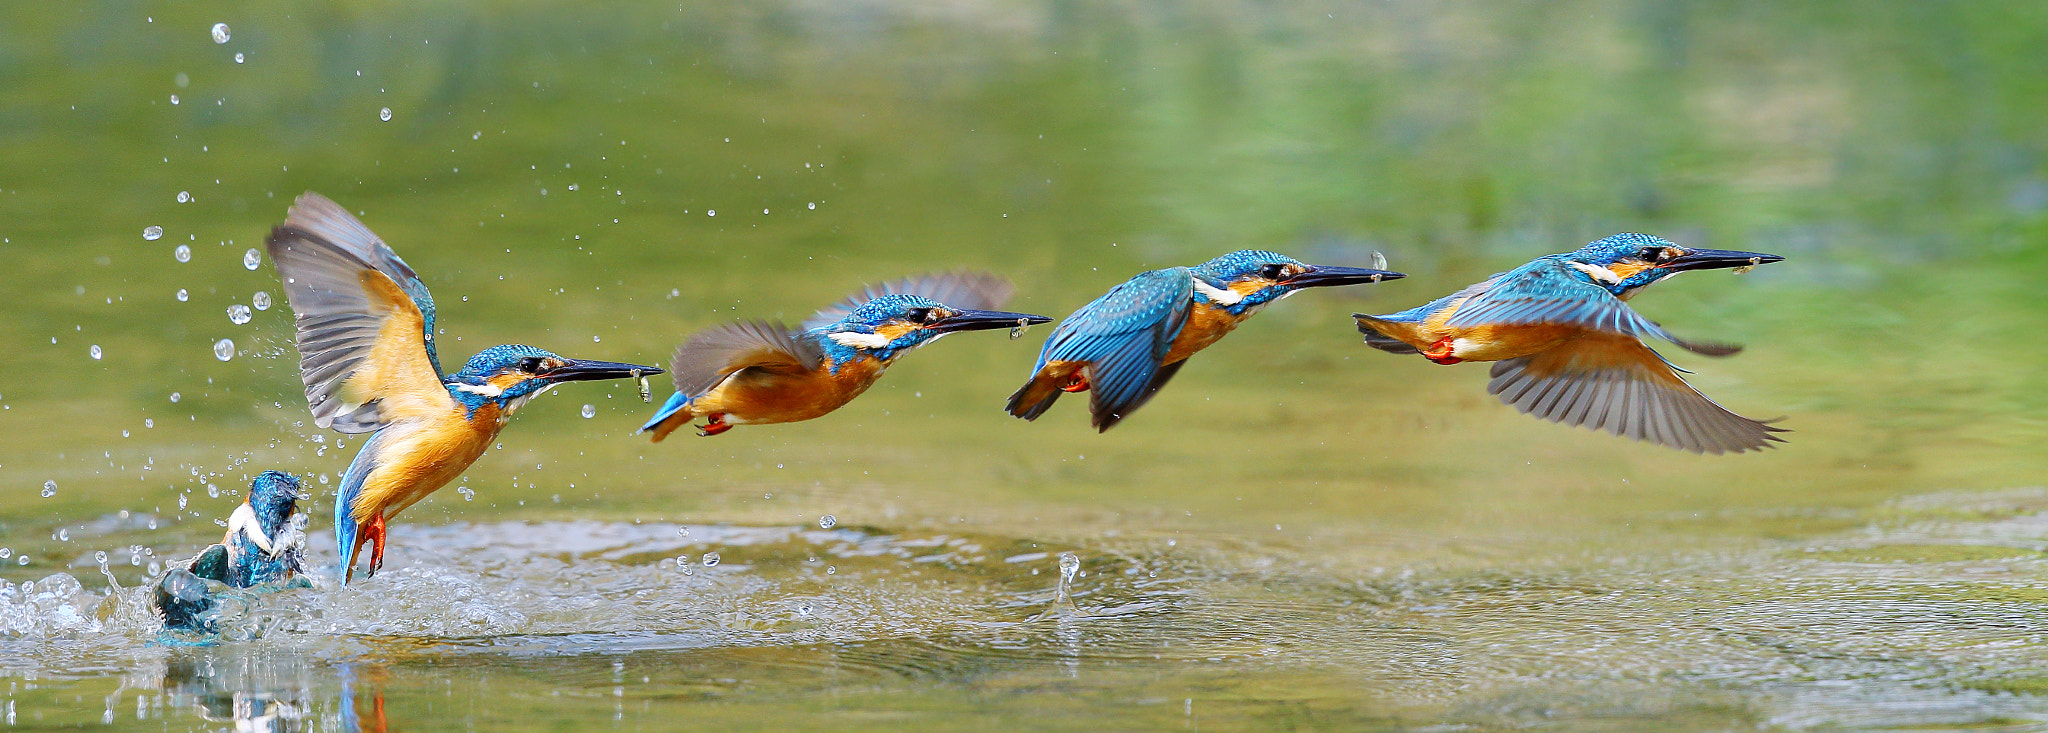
697, 413, 733, 437
1059, 374, 1091, 393
1422, 338, 1463, 365
365, 514, 387, 578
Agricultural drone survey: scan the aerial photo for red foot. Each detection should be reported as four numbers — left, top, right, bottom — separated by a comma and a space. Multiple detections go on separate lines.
697, 414, 733, 437
365, 514, 387, 578
1422, 338, 1463, 365
1059, 374, 1091, 393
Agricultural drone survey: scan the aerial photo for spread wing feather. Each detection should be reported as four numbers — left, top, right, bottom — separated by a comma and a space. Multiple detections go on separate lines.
803, 271, 1016, 330
668, 320, 824, 397
1487, 334, 1785, 454
266, 192, 449, 433
1028, 268, 1194, 431
1445, 259, 1739, 356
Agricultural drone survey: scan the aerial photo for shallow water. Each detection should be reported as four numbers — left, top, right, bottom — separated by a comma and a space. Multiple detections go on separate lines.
5, 0, 2048, 729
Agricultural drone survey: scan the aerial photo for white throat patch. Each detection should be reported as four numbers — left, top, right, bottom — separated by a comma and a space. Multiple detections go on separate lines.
225, 503, 275, 555
828, 331, 892, 349
453, 382, 505, 397
1191, 279, 1244, 306
1568, 261, 1624, 285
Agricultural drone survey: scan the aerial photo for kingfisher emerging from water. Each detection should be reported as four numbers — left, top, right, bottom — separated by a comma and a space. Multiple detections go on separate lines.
1354, 233, 1785, 454
152, 470, 309, 633
266, 192, 661, 584
638, 272, 1051, 440
1007, 250, 1403, 431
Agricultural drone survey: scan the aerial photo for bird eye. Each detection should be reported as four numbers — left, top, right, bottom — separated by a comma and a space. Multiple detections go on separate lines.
904, 308, 932, 324
518, 357, 545, 372
1259, 264, 1288, 280
1642, 247, 1673, 262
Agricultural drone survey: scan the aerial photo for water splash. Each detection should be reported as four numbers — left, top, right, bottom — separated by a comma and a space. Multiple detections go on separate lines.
209, 23, 230, 44
143, 225, 163, 241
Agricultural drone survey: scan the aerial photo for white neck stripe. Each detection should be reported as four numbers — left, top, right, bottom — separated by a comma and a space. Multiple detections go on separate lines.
828, 331, 892, 349
1191, 279, 1244, 306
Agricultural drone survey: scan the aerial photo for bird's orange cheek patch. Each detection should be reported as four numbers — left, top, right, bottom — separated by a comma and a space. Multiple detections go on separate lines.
875, 322, 917, 341
1608, 261, 1653, 280
1228, 278, 1277, 297
488, 373, 527, 392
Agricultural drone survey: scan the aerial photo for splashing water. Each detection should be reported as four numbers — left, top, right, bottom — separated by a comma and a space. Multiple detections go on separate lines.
580, 404, 596, 419
176, 288, 189, 302
379, 107, 393, 122
40, 481, 55, 498
173, 244, 191, 262
143, 225, 163, 241
252, 291, 271, 310
210, 23, 230, 44
88, 344, 102, 360
242, 248, 262, 270
819, 515, 836, 530
226, 304, 252, 325
213, 338, 235, 361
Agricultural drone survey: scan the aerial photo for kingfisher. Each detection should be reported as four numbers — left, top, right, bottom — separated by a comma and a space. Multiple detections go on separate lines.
1353, 233, 1786, 454
266, 192, 661, 584
152, 470, 309, 633
639, 272, 1050, 440
1006, 250, 1403, 431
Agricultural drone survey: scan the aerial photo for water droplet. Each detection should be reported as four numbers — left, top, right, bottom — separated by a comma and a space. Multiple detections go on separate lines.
94, 551, 106, 566
147, 560, 161, 574
707, 210, 716, 217
701, 552, 720, 567
1059, 551, 1080, 582
40, 480, 55, 498
676, 527, 689, 537
170, 94, 179, 105
88, 344, 102, 360
379, 107, 392, 122
567, 183, 578, 191
242, 248, 261, 270
826, 565, 836, 574
233, 52, 245, 64
210, 23, 230, 44
144, 225, 164, 241
818, 514, 836, 529
206, 483, 219, 498
213, 338, 235, 361
807, 202, 816, 210
0, 548, 9, 559
169, 392, 181, 403
176, 191, 190, 203
226, 304, 252, 325
176, 289, 189, 302
798, 602, 813, 615
144, 418, 154, 428
252, 291, 271, 310
178, 494, 187, 509
580, 404, 597, 419
16, 556, 27, 566
592, 335, 601, 343
457, 486, 474, 501
173, 244, 191, 263
57, 529, 68, 541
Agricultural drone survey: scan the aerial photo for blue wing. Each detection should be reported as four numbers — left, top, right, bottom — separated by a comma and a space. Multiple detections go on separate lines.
267, 193, 448, 433
1031, 267, 1193, 429
1445, 258, 1737, 356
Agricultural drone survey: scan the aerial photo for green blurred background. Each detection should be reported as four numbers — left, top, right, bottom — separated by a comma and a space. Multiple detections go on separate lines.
3, 1, 2048, 729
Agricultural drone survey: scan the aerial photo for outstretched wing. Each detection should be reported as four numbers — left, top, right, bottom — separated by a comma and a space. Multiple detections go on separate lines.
1487, 333, 1786, 454
266, 192, 450, 433
1445, 259, 1739, 356
802, 271, 1016, 330
669, 320, 825, 397
1035, 268, 1194, 430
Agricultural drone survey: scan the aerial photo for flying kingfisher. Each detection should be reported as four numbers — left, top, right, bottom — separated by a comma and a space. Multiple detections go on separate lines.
266, 192, 661, 584
1006, 250, 1403, 431
638, 272, 1050, 440
1353, 233, 1785, 454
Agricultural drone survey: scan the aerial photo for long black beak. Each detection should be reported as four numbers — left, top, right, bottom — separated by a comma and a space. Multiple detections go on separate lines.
1663, 248, 1785, 272
931, 309, 1054, 334
1280, 264, 1406, 288
541, 359, 664, 382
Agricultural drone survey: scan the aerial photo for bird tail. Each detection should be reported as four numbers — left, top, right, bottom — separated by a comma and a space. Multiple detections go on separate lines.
1353, 314, 1424, 355
1006, 361, 1084, 421
333, 436, 381, 586
638, 391, 697, 443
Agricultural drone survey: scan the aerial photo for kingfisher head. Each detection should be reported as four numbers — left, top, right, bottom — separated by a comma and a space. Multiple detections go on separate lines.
1564, 234, 1784, 297
1189, 250, 1405, 313
224, 470, 304, 563
815, 294, 1051, 361
447, 344, 663, 417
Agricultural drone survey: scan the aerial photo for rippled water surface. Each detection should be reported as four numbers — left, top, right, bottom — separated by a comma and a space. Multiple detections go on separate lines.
5, 1, 2048, 729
